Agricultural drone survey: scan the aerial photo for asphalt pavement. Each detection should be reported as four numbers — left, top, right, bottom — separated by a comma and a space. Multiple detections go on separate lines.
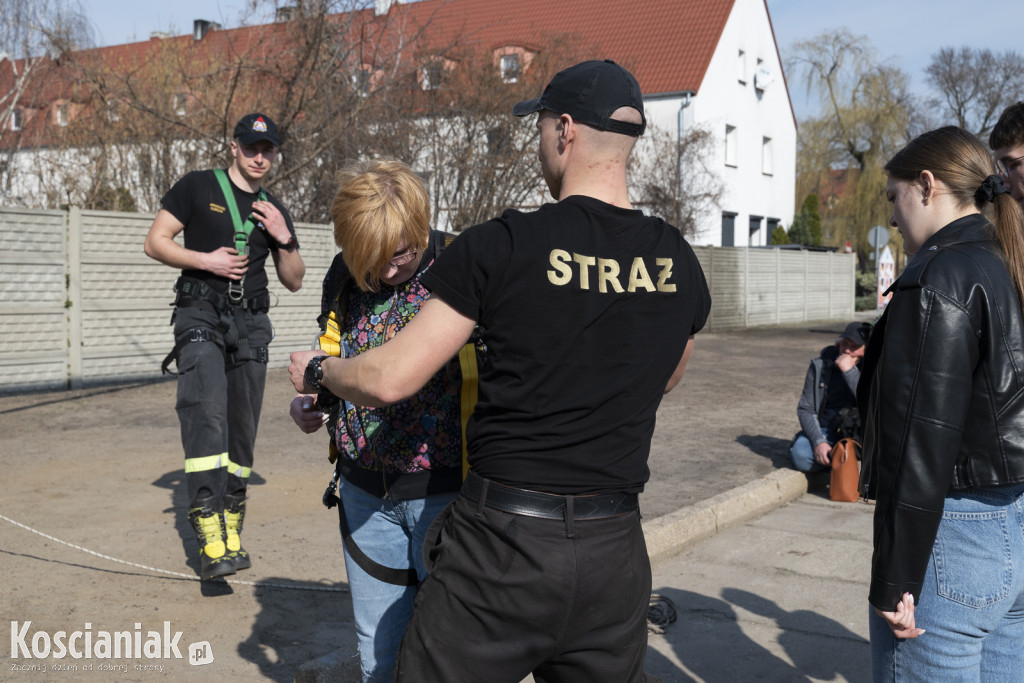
1, 317, 877, 682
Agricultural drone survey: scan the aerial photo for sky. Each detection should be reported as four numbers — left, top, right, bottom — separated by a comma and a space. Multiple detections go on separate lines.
79, 0, 1024, 121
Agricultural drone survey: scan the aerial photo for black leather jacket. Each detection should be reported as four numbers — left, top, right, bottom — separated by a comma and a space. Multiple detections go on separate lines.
857, 213, 1024, 611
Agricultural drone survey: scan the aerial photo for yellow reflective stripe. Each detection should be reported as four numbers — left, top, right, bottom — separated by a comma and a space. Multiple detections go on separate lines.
457, 343, 479, 481
226, 457, 252, 479
184, 453, 227, 474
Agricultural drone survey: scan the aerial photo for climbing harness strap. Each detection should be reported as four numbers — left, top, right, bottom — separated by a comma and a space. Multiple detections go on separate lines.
213, 168, 267, 302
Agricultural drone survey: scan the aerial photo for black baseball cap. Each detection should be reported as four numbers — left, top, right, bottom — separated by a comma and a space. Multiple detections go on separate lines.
233, 113, 280, 147
841, 321, 871, 347
513, 59, 646, 137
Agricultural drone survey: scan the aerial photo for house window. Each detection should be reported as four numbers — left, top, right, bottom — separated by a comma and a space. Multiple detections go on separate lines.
107, 102, 119, 122
725, 125, 737, 167
353, 68, 371, 96
10, 109, 22, 131
762, 136, 773, 175
422, 63, 442, 91
722, 212, 736, 247
737, 49, 746, 83
56, 104, 68, 127
749, 215, 763, 246
487, 125, 512, 157
500, 54, 520, 83
173, 94, 187, 117
766, 217, 780, 238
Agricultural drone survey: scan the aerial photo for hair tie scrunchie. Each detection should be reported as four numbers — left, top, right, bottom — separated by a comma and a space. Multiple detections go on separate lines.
977, 174, 1011, 204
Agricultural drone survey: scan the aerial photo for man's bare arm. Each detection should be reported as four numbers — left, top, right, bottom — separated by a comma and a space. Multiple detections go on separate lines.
143, 209, 248, 279
290, 297, 476, 406
664, 335, 695, 394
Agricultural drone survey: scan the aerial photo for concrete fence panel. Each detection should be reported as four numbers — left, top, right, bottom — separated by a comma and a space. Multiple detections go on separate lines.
0, 207, 856, 393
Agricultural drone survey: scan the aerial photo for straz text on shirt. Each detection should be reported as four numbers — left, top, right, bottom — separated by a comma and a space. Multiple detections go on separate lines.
546, 249, 676, 293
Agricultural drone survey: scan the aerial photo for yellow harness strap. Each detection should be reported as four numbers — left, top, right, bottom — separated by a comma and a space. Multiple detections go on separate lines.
457, 342, 479, 479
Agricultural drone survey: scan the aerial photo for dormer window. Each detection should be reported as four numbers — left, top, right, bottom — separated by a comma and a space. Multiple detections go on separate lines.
422, 63, 442, 91
173, 93, 187, 117
56, 104, 68, 127
500, 54, 520, 83
10, 109, 22, 131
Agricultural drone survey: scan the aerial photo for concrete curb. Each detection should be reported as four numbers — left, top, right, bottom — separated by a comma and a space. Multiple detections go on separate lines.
643, 468, 809, 564
293, 468, 810, 682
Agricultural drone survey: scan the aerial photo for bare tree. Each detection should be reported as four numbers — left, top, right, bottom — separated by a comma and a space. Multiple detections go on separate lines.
628, 122, 723, 240
787, 29, 921, 262
413, 36, 591, 230
925, 47, 1024, 139
1, 0, 591, 227
0, 0, 90, 202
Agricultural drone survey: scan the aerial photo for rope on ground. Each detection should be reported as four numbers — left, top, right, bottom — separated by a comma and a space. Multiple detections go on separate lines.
647, 593, 677, 634
0, 512, 347, 593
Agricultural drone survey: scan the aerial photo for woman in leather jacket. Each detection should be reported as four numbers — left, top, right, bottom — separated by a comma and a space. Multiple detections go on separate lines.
859, 126, 1024, 681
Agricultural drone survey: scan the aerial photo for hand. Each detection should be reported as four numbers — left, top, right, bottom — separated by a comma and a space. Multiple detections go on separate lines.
813, 441, 833, 466
200, 246, 248, 280
289, 349, 323, 393
289, 394, 326, 434
835, 352, 857, 372
874, 593, 925, 639
251, 200, 290, 245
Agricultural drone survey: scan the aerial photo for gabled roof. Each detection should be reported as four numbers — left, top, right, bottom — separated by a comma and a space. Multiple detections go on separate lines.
396, 0, 738, 95
1, 0, 792, 146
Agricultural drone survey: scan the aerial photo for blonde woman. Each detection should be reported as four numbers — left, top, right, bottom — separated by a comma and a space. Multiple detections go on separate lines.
289, 159, 467, 683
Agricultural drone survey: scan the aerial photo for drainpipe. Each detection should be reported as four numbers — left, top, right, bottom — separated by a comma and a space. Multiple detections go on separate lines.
676, 92, 693, 223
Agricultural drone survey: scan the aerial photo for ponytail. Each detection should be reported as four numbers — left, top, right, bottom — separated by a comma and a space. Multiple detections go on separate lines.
886, 126, 1024, 317
990, 191, 1024, 315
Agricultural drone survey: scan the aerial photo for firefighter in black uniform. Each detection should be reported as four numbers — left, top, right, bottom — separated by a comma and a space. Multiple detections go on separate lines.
289, 61, 710, 680
145, 113, 304, 580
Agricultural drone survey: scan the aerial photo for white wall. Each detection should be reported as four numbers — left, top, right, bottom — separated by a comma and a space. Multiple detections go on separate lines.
652, 0, 796, 247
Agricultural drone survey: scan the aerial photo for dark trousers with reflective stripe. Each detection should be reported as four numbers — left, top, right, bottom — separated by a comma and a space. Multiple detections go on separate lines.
393, 494, 651, 683
173, 306, 271, 509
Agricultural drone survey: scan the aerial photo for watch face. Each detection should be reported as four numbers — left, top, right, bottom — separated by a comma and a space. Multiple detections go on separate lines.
304, 357, 323, 390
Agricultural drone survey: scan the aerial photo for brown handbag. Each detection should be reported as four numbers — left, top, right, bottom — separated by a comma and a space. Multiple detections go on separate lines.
830, 438, 861, 502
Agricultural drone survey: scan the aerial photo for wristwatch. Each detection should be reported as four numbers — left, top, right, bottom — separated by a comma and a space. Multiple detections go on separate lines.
304, 355, 328, 391
278, 235, 297, 251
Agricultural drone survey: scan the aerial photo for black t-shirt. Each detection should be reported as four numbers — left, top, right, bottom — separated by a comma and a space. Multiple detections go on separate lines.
160, 169, 297, 298
421, 195, 711, 495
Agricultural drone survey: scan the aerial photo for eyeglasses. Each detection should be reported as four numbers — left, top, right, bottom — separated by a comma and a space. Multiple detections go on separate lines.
388, 249, 418, 267
996, 153, 1024, 176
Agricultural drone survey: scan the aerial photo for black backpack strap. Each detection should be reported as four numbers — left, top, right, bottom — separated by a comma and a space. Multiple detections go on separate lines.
321, 471, 418, 586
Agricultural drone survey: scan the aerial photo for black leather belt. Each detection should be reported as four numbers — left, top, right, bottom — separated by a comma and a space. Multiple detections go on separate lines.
461, 471, 638, 521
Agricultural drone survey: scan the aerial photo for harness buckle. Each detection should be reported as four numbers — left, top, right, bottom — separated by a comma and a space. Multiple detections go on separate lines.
227, 279, 244, 302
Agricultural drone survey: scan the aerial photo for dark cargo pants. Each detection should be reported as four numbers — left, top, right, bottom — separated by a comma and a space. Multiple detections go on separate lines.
173, 305, 272, 509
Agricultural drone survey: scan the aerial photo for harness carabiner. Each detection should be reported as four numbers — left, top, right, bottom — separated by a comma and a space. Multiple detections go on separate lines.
322, 471, 340, 509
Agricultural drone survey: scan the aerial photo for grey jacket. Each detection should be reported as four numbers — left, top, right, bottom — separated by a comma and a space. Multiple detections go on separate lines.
796, 344, 860, 447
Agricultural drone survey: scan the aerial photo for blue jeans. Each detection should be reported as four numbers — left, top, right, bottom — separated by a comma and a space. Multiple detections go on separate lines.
338, 477, 458, 683
870, 483, 1024, 682
789, 429, 834, 473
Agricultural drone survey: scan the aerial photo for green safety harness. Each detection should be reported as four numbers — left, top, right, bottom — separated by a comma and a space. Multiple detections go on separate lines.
160, 170, 271, 374
213, 168, 268, 302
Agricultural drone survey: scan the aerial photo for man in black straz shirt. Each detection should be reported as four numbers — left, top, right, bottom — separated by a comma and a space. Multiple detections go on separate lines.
145, 113, 304, 580
290, 61, 710, 681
